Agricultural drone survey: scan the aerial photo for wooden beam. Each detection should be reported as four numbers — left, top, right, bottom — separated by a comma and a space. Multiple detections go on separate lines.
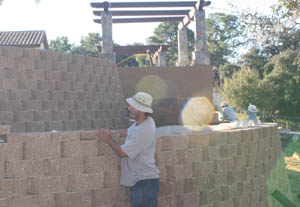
91, 1, 197, 8
94, 16, 184, 24
178, 0, 211, 29
93, 10, 190, 16
97, 45, 169, 54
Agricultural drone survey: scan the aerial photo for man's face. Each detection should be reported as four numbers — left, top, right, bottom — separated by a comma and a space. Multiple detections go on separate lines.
127, 105, 139, 120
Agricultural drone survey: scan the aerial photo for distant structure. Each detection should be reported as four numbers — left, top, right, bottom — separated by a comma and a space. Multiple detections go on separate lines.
91, 0, 211, 66
0, 30, 49, 49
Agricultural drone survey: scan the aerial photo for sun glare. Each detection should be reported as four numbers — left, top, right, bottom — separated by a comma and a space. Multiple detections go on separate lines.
136, 75, 167, 104
181, 96, 214, 130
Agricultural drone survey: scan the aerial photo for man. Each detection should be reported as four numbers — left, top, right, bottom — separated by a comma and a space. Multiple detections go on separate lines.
98, 92, 160, 207
220, 102, 237, 122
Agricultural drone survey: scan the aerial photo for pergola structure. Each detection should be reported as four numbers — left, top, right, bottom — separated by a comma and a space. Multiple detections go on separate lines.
91, 0, 211, 66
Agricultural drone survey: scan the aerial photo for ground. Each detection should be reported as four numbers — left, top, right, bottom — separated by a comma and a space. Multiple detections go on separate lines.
284, 140, 300, 205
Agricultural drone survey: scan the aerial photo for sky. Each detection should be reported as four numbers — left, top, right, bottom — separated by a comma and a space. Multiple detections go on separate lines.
0, 0, 277, 46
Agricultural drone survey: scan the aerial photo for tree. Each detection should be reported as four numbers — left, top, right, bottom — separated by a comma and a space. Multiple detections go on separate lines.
240, 0, 300, 56
72, 33, 102, 58
221, 68, 271, 112
263, 49, 300, 116
49, 37, 73, 53
219, 63, 240, 80
206, 13, 248, 68
222, 49, 300, 116
240, 47, 268, 78
147, 22, 194, 66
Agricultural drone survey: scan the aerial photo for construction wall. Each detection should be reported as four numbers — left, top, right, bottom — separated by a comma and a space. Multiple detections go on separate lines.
0, 46, 128, 132
118, 66, 213, 126
0, 124, 291, 207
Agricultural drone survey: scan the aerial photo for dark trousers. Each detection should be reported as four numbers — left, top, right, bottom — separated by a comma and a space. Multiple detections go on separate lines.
130, 178, 160, 207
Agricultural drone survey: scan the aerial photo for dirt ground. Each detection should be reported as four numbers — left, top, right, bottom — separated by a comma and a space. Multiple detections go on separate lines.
285, 152, 300, 172
284, 152, 300, 205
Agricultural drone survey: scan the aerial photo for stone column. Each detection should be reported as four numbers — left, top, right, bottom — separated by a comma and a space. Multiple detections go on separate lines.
100, 11, 115, 62
155, 46, 166, 67
177, 28, 190, 66
192, 9, 211, 66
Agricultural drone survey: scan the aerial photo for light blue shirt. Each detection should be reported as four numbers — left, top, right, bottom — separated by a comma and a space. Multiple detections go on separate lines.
222, 106, 237, 122
120, 117, 160, 187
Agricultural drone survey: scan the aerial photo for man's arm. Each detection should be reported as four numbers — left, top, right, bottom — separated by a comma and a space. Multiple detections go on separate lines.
98, 129, 128, 158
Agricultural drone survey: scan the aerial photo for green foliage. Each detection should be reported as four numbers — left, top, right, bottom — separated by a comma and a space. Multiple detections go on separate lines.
219, 63, 240, 79
147, 22, 194, 66
49, 33, 102, 58
223, 49, 300, 116
207, 13, 248, 67
71, 33, 102, 58
49, 37, 73, 53
240, 47, 268, 78
222, 67, 274, 112
116, 43, 146, 67
222, 68, 261, 111
206, 13, 247, 86
263, 49, 300, 116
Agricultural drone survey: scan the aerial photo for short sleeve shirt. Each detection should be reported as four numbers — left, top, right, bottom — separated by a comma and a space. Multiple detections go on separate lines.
120, 117, 160, 187
223, 107, 237, 122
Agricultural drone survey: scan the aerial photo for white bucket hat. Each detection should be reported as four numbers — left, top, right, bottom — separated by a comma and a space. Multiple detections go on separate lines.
126, 92, 153, 113
248, 104, 259, 113
221, 102, 228, 108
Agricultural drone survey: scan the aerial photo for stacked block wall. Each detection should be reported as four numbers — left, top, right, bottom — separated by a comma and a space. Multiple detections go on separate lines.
0, 124, 290, 207
0, 46, 128, 132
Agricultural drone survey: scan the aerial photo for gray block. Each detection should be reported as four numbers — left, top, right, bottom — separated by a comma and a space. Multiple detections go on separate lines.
30, 90, 50, 100
55, 81, 71, 91
64, 120, 78, 131
52, 111, 69, 121
11, 122, 26, 132
0, 90, 9, 100
22, 100, 43, 110
3, 79, 18, 89
27, 121, 47, 132
53, 62, 68, 71
33, 70, 46, 80
45, 71, 62, 81
62, 72, 76, 82
0, 101, 12, 111
67, 63, 82, 73
0, 111, 13, 123
49, 91, 64, 100
36, 60, 54, 71
37, 80, 56, 90
68, 111, 81, 120
10, 101, 25, 111
33, 111, 53, 122
13, 111, 34, 122
63, 91, 76, 100
46, 121, 64, 131
42, 101, 58, 111
57, 101, 73, 111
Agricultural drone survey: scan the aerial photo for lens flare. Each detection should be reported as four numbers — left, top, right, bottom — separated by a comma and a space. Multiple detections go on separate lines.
181, 97, 214, 130
136, 75, 167, 104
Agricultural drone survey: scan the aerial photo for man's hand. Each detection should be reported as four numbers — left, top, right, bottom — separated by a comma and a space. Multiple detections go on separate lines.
119, 129, 128, 137
97, 128, 128, 158
98, 128, 111, 143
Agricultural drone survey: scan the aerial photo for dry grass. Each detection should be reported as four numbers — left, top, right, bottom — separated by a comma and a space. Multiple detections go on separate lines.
284, 140, 300, 205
